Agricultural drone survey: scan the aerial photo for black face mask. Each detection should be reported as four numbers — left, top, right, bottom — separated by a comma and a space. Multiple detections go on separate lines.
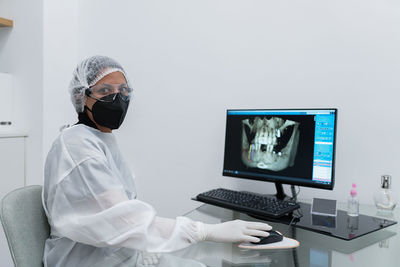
86, 93, 129, 130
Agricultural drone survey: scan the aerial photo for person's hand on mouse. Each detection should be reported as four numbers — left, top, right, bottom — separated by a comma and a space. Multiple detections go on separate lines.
200, 219, 272, 243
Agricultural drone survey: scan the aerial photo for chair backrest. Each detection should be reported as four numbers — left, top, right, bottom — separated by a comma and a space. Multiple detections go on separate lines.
0, 185, 50, 267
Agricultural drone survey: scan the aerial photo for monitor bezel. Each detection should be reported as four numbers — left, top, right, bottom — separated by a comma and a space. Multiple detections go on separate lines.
222, 108, 337, 191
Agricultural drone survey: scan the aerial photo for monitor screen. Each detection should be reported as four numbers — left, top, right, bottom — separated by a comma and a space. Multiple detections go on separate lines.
223, 109, 337, 190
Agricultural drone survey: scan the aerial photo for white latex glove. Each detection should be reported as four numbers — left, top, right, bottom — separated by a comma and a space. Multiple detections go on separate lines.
201, 219, 272, 243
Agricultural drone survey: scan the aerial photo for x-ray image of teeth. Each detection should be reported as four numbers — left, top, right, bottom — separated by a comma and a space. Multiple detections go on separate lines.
241, 117, 300, 171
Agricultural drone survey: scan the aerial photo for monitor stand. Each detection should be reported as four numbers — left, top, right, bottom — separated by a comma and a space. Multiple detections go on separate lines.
274, 182, 297, 202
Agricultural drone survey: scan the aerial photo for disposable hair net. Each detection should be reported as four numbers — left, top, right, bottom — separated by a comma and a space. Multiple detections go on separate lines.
69, 55, 131, 113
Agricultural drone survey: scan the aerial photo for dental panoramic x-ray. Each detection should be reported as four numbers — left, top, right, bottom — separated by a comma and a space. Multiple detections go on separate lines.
223, 111, 319, 182
241, 117, 300, 172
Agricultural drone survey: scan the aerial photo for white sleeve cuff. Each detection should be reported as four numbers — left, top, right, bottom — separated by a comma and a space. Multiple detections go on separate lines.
175, 217, 207, 243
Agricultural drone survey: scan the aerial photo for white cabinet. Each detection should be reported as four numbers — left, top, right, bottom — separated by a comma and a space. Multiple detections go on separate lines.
0, 135, 26, 267
0, 73, 14, 128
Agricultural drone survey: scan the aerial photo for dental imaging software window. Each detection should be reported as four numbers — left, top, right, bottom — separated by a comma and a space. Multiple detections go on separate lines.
223, 109, 337, 189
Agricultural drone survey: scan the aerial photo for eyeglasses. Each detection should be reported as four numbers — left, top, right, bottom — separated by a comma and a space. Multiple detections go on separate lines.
85, 83, 133, 102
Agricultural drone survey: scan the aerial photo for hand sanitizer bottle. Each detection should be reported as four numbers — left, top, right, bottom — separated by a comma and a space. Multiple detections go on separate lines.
347, 184, 359, 216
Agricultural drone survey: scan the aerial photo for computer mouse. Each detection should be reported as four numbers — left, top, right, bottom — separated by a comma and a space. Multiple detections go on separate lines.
250, 230, 283, 245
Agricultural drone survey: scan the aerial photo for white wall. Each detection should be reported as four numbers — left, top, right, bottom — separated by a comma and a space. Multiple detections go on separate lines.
42, 0, 400, 218
42, 0, 79, 156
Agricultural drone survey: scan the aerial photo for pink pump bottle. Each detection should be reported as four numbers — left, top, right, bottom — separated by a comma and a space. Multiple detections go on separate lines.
347, 183, 359, 216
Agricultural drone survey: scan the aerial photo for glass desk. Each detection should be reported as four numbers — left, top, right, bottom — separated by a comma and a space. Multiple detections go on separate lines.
69, 202, 398, 266
172, 202, 399, 267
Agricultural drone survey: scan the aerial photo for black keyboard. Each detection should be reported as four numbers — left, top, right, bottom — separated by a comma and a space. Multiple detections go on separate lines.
195, 188, 300, 218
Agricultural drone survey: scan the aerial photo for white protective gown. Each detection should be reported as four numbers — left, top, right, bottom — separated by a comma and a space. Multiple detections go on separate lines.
42, 124, 204, 267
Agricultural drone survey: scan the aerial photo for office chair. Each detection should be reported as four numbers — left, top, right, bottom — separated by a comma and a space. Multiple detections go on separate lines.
0, 185, 50, 267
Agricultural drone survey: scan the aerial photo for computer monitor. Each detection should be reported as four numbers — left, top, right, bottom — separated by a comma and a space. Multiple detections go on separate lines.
223, 108, 337, 200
